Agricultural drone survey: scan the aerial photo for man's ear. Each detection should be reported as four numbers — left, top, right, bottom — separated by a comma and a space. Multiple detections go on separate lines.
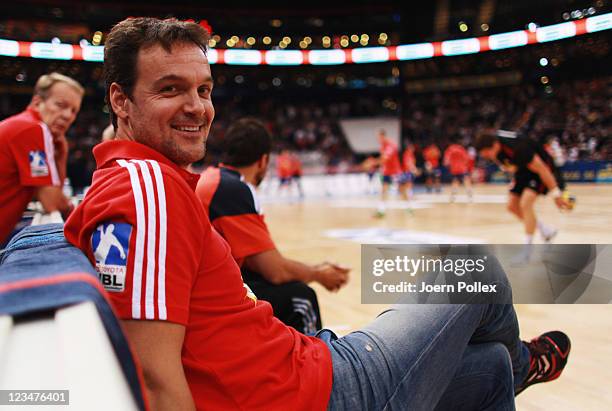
259, 153, 270, 168
30, 95, 43, 110
109, 83, 130, 121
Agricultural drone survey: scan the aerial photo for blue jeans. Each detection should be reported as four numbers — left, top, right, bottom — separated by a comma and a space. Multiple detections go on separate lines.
319, 265, 530, 410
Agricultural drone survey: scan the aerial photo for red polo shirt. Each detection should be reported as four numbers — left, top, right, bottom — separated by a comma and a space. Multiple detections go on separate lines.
380, 139, 402, 176
402, 148, 416, 173
64, 140, 332, 411
0, 107, 61, 245
423, 144, 441, 168
444, 144, 470, 175
276, 152, 293, 179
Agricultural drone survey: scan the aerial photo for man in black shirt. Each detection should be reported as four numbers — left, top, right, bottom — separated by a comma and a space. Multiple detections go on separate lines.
476, 130, 571, 249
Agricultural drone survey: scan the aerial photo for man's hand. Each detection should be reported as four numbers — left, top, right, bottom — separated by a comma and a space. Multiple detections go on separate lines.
551, 189, 572, 210
554, 196, 568, 209
36, 186, 73, 217
313, 262, 350, 292
244, 250, 350, 291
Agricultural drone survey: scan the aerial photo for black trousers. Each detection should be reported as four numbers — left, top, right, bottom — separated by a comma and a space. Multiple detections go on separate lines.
242, 268, 322, 335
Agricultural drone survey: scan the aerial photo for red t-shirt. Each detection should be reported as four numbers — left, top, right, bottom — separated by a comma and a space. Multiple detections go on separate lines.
402, 148, 416, 173
64, 141, 332, 411
0, 107, 61, 245
196, 166, 275, 266
276, 153, 293, 179
380, 139, 402, 176
423, 144, 441, 168
443, 144, 470, 175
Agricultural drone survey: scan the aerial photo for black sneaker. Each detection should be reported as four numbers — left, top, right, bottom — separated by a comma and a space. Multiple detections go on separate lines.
515, 331, 571, 395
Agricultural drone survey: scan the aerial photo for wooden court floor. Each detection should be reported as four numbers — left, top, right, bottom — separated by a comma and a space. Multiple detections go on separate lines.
262, 183, 612, 410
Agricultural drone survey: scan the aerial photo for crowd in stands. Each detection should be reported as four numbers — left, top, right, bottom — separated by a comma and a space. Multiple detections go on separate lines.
0, 75, 609, 192
0, 19, 91, 43
402, 76, 611, 163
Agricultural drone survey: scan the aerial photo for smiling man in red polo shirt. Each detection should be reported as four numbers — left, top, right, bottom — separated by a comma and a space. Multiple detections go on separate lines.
64, 18, 331, 411
0, 73, 82, 246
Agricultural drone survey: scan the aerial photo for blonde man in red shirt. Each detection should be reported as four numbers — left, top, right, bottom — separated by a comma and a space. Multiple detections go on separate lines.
0, 72, 83, 246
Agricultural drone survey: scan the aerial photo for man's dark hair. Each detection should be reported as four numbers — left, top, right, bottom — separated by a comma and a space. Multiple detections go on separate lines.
474, 131, 498, 151
222, 118, 272, 167
103, 17, 210, 129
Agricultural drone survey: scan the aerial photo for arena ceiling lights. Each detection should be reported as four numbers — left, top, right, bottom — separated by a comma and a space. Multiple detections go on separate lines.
0, 13, 610, 65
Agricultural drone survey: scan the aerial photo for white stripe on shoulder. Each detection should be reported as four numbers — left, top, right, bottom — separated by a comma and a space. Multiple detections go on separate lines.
130, 160, 157, 320
245, 182, 263, 215
40, 122, 60, 186
117, 159, 145, 319
146, 160, 168, 320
